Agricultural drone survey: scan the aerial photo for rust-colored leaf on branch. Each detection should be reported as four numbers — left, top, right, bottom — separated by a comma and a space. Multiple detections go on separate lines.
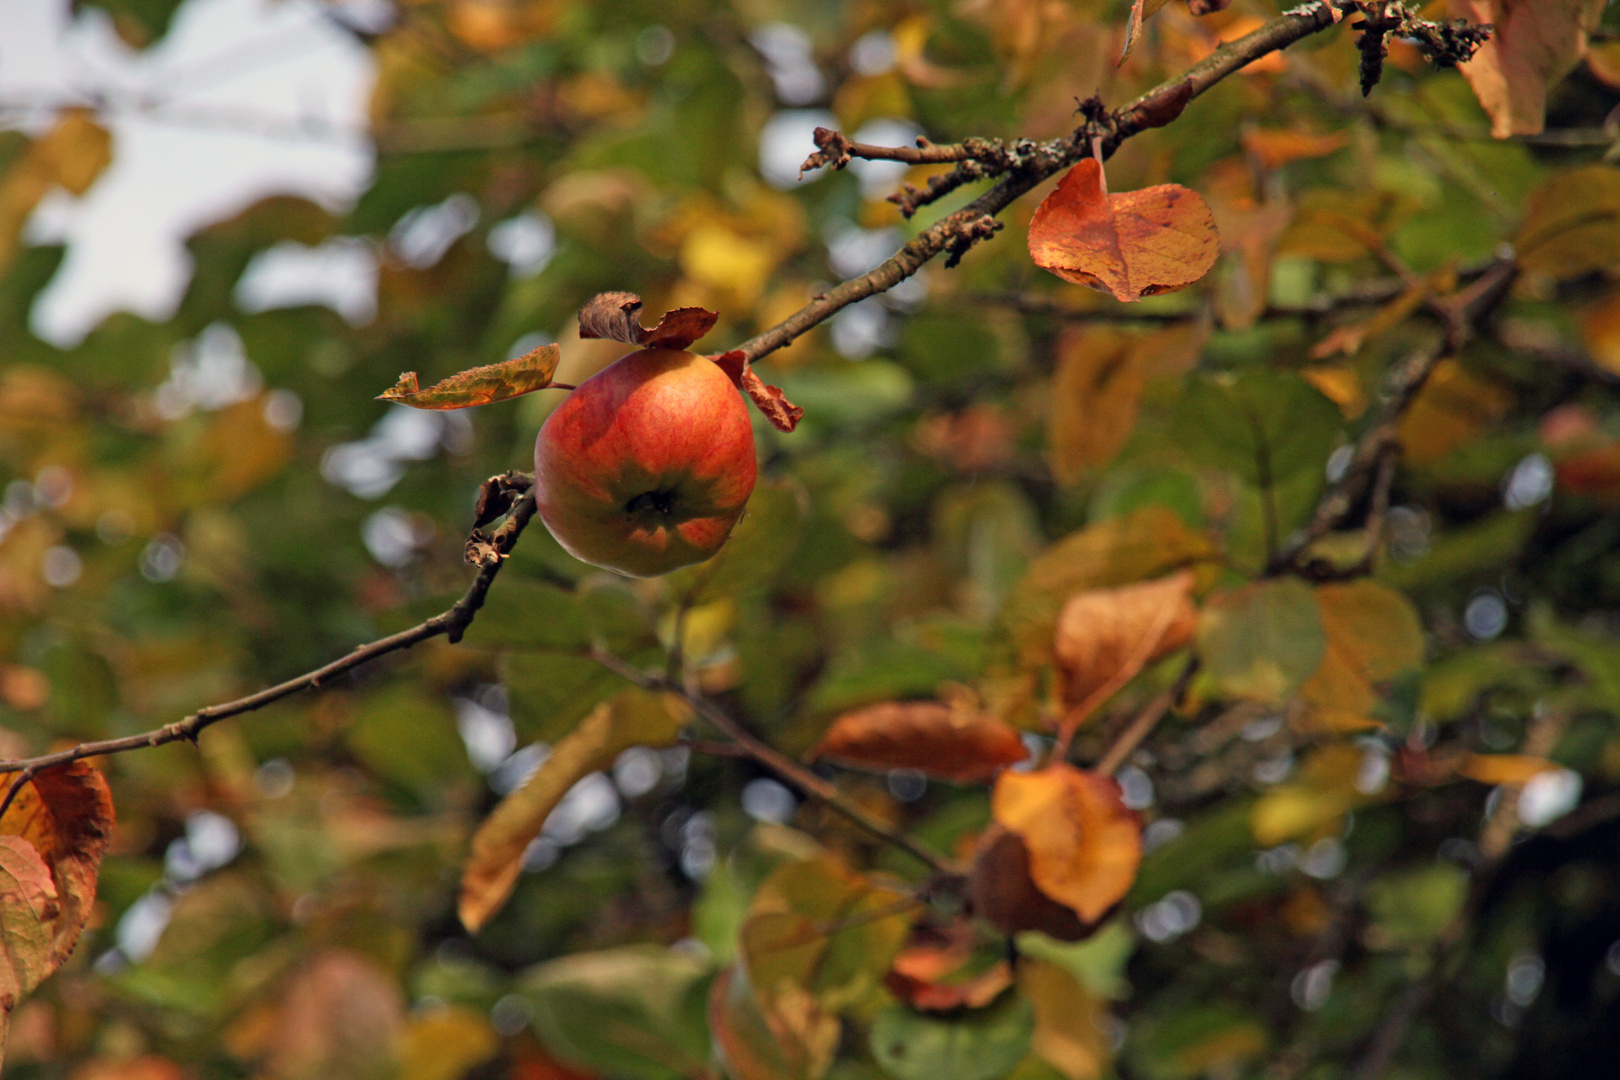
577, 291, 719, 350
378, 342, 562, 409
0, 761, 115, 1065
1027, 159, 1220, 303
809, 700, 1029, 783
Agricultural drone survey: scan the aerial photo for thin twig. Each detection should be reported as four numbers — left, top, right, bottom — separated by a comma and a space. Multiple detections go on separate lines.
733, 1, 1348, 366
591, 648, 957, 875
0, 482, 538, 814
1095, 658, 1199, 776
1347, 706, 1569, 1080
1269, 256, 1517, 574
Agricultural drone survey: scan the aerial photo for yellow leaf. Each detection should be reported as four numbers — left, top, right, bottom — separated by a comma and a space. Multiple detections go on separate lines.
1300, 581, 1425, 732
397, 1007, 499, 1080
1047, 327, 1142, 483
1515, 164, 1620, 281
993, 765, 1141, 923
0, 108, 113, 275
1397, 359, 1512, 467
379, 343, 562, 410
1019, 959, 1110, 1080
682, 225, 778, 308
1300, 364, 1366, 419
1047, 321, 1205, 483
1250, 744, 1367, 846
459, 688, 689, 931
1459, 753, 1557, 785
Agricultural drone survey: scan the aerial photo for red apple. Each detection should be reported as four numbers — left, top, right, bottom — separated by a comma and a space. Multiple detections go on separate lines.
533, 347, 757, 577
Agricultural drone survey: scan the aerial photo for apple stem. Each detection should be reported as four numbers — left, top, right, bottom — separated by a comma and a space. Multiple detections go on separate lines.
548, 383, 578, 391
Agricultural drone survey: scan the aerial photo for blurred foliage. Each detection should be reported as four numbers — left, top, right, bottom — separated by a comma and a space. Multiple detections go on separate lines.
5, 1, 1620, 1080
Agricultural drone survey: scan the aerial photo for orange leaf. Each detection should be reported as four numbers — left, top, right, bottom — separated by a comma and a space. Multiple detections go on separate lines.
1459, 753, 1558, 785
1052, 571, 1197, 730
991, 765, 1141, 923
884, 920, 1014, 1010
1240, 128, 1349, 171
810, 701, 1029, 783
713, 350, 803, 433
577, 291, 718, 350
885, 961, 1014, 1012
378, 343, 561, 410
1452, 0, 1605, 137
1027, 159, 1219, 303
0, 761, 115, 1056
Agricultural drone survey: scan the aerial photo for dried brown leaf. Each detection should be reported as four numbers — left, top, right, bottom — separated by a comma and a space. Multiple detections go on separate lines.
378, 344, 562, 410
1120, 0, 1175, 63
810, 701, 1029, 783
713, 350, 804, 432
1028, 159, 1220, 303
1452, 0, 1605, 137
577, 291, 718, 350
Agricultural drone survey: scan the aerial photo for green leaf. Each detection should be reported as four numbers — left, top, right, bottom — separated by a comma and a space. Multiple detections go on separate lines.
1174, 372, 1341, 486
1364, 863, 1468, 950
343, 684, 477, 798
1197, 579, 1325, 704
522, 946, 713, 1080
870, 994, 1034, 1080
459, 579, 591, 651
501, 651, 635, 743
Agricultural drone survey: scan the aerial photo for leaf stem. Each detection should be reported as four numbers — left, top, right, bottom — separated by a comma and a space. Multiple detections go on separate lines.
1094, 658, 1199, 777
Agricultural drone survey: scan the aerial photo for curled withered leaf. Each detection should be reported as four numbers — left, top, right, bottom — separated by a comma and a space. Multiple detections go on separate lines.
809, 700, 1029, 783
378, 343, 562, 410
577, 291, 718, 350
1027, 158, 1219, 303
713, 350, 804, 433
1133, 79, 1195, 130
